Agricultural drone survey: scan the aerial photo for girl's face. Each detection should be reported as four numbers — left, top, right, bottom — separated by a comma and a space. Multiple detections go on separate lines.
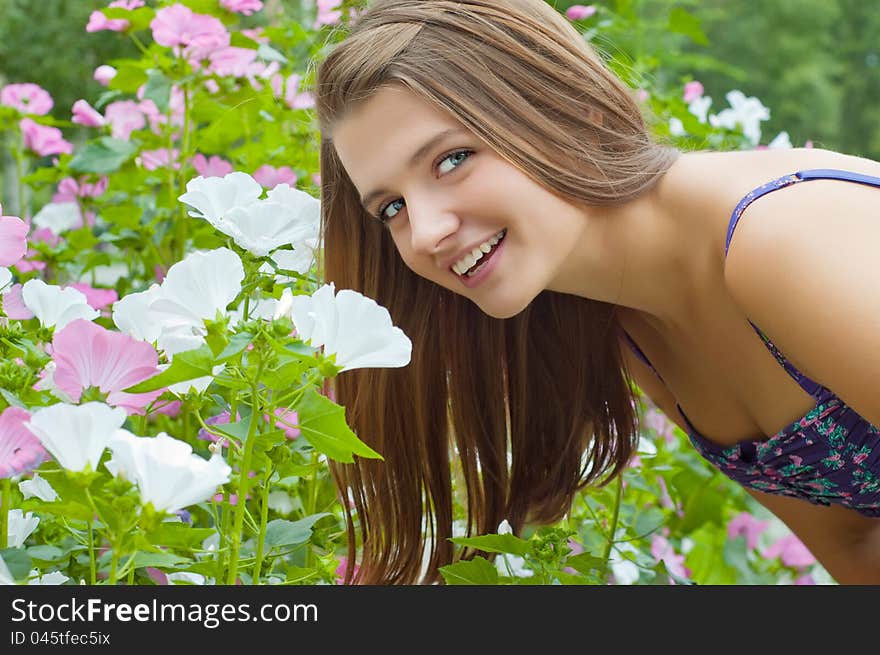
332, 85, 589, 319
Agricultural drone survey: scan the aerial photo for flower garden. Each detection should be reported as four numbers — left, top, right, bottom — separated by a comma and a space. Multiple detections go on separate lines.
0, 0, 833, 585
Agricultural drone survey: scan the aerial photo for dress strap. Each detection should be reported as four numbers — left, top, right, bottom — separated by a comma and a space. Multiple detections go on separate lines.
726, 168, 880, 398
618, 326, 666, 385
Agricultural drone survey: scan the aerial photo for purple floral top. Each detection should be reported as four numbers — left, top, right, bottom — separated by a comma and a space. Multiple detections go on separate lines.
620, 169, 880, 517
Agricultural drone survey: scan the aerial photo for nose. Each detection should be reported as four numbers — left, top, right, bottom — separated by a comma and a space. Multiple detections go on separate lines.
406, 194, 459, 256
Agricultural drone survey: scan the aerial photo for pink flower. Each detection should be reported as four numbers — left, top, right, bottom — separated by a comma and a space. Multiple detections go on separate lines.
565, 5, 597, 21
0, 406, 46, 478
726, 512, 769, 550
0, 83, 53, 115
253, 164, 298, 189
65, 283, 118, 310
643, 406, 677, 445
273, 73, 315, 110
683, 80, 704, 103
650, 534, 691, 582
269, 408, 300, 440
199, 410, 238, 444
0, 205, 29, 267
635, 89, 650, 103
762, 534, 816, 569
149, 400, 182, 418
794, 572, 816, 585
335, 555, 360, 584
53, 179, 79, 204
2, 284, 35, 320
104, 100, 146, 140
86, 10, 129, 33
138, 148, 180, 171
192, 154, 234, 178
151, 5, 229, 61
86, 0, 145, 33
51, 318, 164, 414
208, 46, 258, 77
220, 0, 263, 15
19, 119, 73, 157
315, 0, 343, 27
93, 65, 117, 86
71, 99, 106, 128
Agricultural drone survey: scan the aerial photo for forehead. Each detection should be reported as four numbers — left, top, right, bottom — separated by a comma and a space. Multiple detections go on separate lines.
332, 85, 466, 192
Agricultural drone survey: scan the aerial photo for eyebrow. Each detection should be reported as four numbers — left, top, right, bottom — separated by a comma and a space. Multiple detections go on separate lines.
359, 127, 468, 212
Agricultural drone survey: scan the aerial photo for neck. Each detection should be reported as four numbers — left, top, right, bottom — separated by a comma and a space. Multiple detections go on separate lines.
547, 151, 714, 338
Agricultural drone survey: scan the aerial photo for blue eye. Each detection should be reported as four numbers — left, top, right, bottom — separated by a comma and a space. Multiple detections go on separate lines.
375, 149, 473, 225
378, 198, 405, 222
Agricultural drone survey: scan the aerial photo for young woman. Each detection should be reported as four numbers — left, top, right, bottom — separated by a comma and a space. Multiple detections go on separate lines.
314, 0, 880, 584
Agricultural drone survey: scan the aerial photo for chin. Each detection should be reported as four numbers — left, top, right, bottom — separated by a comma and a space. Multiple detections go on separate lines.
472, 295, 532, 320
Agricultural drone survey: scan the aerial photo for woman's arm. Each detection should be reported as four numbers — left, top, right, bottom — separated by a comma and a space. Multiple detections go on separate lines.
745, 488, 880, 584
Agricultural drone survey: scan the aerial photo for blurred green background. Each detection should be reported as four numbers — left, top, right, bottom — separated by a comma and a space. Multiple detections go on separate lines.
1, 0, 879, 159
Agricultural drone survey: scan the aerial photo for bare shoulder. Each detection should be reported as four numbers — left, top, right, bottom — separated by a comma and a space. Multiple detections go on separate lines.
722, 147, 880, 284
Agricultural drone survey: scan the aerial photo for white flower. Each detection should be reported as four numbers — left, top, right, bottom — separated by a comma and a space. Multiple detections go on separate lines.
497, 519, 513, 535
6, 509, 39, 548
286, 283, 412, 372
263, 238, 319, 280
167, 571, 207, 585
267, 490, 295, 516
708, 90, 770, 146
27, 570, 69, 585
496, 553, 534, 578
32, 361, 75, 402
105, 430, 232, 513
610, 541, 641, 585
32, 202, 81, 235
112, 284, 165, 343
89, 262, 130, 287
25, 402, 127, 473
0, 268, 11, 291
272, 288, 294, 321
19, 473, 59, 502
688, 95, 712, 124
178, 172, 263, 226
768, 131, 792, 149
218, 188, 319, 258
148, 248, 244, 334
668, 117, 685, 136
22, 279, 99, 329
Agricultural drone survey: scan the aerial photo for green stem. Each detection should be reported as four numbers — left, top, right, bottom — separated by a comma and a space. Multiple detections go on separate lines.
107, 546, 120, 586
0, 478, 10, 549
600, 474, 625, 580
252, 467, 273, 584
226, 359, 265, 584
87, 522, 97, 585
304, 449, 320, 569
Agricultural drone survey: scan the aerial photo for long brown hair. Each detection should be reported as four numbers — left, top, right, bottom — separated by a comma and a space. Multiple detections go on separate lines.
313, 0, 679, 584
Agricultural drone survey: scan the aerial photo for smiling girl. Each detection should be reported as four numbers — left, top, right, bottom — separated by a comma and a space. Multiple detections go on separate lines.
314, 0, 880, 584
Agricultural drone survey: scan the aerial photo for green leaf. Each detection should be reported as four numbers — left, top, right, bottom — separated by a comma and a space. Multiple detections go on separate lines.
449, 534, 531, 557
296, 387, 383, 462
142, 70, 172, 113
439, 557, 499, 585
108, 64, 149, 94
69, 137, 138, 174
122, 344, 215, 393
102, 6, 155, 32
216, 331, 254, 362
264, 513, 332, 548
667, 7, 708, 46
145, 524, 216, 550
0, 548, 33, 581
562, 552, 608, 576
132, 551, 192, 568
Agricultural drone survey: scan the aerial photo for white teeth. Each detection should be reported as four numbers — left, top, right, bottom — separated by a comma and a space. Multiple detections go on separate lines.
452, 229, 505, 276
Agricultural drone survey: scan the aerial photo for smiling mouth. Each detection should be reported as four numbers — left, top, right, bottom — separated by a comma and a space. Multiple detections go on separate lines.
454, 229, 507, 278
